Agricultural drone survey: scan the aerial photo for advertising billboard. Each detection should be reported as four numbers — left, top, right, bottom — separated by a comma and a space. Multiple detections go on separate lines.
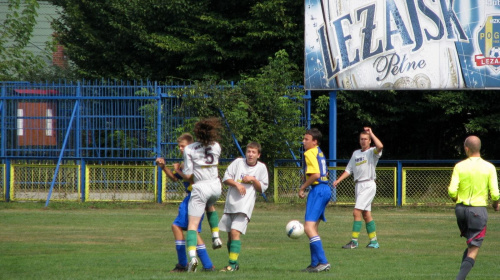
305, 0, 500, 90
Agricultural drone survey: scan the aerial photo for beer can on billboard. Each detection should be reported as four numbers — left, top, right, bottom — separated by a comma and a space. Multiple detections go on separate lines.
305, 0, 500, 90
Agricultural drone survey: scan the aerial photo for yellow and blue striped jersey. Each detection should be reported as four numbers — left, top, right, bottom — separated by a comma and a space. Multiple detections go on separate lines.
304, 146, 328, 185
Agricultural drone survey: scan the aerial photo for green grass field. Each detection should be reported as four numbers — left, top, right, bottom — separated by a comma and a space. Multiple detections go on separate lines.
1, 202, 499, 279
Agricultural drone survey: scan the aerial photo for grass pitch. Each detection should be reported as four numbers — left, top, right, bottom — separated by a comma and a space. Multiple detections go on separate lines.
1, 202, 500, 279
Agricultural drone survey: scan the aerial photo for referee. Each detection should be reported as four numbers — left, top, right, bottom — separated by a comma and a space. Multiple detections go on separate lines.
448, 135, 499, 280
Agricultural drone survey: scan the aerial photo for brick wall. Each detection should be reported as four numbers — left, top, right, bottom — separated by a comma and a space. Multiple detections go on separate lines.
52, 44, 68, 68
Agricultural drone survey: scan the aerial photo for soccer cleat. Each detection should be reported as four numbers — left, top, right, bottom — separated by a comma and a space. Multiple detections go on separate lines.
366, 241, 380, 249
342, 240, 359, 249
187, 257, 198, 273
201, 266, 216, 272
170, 263, 187, 273
309, 263, 331, 272
212, 237, 222, 250
301, 265, 317, 272
219, 265, 239, 272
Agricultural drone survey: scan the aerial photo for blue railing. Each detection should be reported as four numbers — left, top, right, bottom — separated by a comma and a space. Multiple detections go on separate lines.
0, 81, 310, 204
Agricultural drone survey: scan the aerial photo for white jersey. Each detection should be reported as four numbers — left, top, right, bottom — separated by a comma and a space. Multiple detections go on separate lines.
183, 141, 221, 183
345, 147, 382, 182
222, 158, 269, 219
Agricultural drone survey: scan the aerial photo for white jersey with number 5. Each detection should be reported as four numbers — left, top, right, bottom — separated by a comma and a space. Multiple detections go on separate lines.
183, 141, 221, 183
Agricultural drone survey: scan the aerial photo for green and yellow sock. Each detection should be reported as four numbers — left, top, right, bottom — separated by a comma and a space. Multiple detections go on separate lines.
229, 240, 241, 267
366, 220, 377, 242
351, 221, 362, 243
186, 230, 198, 258
206, 211, 220, 237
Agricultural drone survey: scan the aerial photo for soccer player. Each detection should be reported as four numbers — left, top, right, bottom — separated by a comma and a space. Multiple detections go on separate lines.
298, 128, 331, 273
177, 117, 223, 273
333, 127, 383, 249
155, 133, 220, 272
448, 135, 499, 280
218, 142, 269, 272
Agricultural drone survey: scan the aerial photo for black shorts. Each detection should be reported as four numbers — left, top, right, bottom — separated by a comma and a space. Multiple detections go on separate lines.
455, 204, 488, 247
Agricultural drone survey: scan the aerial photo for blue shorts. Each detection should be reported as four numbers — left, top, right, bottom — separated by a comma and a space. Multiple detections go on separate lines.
305, 183, 332, 222
172, 193, 204, 232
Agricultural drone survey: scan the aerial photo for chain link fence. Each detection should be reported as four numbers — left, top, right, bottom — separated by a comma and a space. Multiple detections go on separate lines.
6, 163, 234, 203
403, 167, 453, 205
85, 165, 156, 202
273, 166, 396, 205
11, 163, 80, 201
3, 163, 500, 205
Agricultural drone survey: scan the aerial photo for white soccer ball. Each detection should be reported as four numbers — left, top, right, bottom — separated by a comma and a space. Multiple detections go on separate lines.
286, 220, 304, 239
489, 46, 500, 58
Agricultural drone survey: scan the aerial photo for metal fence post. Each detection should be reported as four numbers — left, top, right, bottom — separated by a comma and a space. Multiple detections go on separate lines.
156, 81, 163, 203
397, 161, 403, 206
80, 159, 86, 202
329, 90, 337, 202
1, 83, 5, 158
5, 159, 10, 202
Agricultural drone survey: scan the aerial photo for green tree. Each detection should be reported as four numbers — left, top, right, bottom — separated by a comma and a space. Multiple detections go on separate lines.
424, 90, 500, 158
0, 0, 50, 80
48, 0, 303, 81
172, 50, 304, 167
313, 90, 500, 160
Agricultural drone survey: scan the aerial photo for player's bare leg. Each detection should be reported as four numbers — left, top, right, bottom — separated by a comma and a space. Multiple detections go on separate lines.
304, 221, 319, 238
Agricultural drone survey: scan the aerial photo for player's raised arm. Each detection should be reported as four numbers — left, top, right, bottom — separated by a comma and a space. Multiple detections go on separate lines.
364, 127, 383, 153
156, 157, 178, 181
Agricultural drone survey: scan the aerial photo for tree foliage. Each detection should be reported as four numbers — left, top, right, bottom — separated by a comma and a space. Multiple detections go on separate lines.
313, 90, 500, 160
48, 0, 303, 81
0, 0, 50, 80
172, 50, 304, 167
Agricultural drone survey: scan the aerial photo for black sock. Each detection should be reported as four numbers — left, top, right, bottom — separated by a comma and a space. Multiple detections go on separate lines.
461, 248, 468, 262
456, 257, 475, 280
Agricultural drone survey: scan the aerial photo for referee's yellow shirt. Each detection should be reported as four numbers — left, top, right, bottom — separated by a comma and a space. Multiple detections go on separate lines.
448, 157, 499, 206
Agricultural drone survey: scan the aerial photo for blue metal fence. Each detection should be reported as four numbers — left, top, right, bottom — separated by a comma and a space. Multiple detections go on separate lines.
0, 81, 195, 160
0, 81, 311, 203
